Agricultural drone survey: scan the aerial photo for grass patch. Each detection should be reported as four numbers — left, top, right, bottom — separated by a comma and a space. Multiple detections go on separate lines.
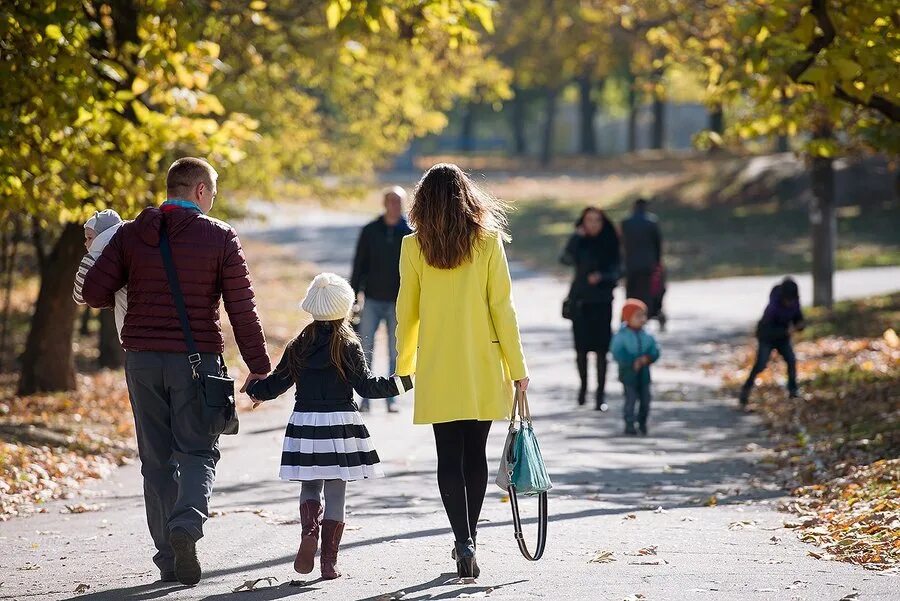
799, 292, 900, 340
507, 196, 900, 280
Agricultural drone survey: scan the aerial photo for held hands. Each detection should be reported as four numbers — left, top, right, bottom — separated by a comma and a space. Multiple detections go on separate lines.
240, 372, 267, 393
632, 356, 650, 372
587, 272, 602, 285
515, 377, 530, 392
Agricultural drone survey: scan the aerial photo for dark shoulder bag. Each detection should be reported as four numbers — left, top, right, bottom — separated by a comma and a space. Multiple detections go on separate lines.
159, 217, 239, 436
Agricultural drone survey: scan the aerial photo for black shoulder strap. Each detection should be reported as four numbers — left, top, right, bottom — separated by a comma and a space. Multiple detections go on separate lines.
158, 214, 202, 376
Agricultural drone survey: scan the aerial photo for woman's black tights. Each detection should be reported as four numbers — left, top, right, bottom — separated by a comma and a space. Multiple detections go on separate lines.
432, 420, 492, 544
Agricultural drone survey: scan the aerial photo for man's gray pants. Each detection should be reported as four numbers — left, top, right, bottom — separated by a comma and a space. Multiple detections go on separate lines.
124, 351, 223, 572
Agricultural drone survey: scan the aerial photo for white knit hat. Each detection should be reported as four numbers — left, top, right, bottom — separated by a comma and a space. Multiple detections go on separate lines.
300, 273, 355, 321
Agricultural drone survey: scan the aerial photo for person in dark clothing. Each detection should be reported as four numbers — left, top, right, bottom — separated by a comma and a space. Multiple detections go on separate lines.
350, 186, 413, 413
621, 198, 666, 330
739, 277, 805, 406
561, 206, 621, 410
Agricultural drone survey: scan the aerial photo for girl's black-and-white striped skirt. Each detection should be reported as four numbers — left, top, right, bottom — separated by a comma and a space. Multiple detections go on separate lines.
279, 406, 383, 482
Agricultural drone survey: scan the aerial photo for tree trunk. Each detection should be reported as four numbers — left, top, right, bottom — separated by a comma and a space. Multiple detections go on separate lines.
540, 87, 559, 166
776, 92, 790, 152
79, 306, 93, 336
18, 222, 85, 394
510, 86, 528, 156
577, 75, 598, 155
97, 309, 124, 369
708, 105, 724, 134
809, 123, 836, 308
459, 102, 476, 153
627, 71, 638, 153
0, 217, 20, 372
650, 93, 665, 150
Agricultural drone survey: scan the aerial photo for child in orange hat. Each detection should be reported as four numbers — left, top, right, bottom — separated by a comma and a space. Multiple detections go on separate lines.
610, 299, 661, 435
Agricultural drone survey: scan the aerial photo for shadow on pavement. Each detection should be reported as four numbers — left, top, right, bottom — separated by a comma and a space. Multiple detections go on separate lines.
54, 581, 193, 601
354, 573, 528, 601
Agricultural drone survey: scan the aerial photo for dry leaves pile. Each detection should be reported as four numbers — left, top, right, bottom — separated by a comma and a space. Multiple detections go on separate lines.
0, 371, 136, 520
722, 298, 899, 571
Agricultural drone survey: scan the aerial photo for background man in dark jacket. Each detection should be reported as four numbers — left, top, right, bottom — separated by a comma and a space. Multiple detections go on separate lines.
621, 198, 666, 329
350, 186, 413, 413
82, 157, 270, 585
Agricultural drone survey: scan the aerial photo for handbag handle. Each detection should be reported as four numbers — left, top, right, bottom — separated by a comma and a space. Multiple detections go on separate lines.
509, 389, 533, 427
508, 486, 548, 561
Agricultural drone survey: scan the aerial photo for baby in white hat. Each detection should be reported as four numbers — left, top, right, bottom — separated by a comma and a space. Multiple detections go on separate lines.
246, 271, 412, 580
73, 210, 127, 342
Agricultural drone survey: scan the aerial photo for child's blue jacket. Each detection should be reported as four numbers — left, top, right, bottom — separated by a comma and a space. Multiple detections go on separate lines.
610, 324, 660, 386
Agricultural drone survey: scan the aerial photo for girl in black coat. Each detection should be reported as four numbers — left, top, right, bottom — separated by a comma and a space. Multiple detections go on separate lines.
561, 207, 621, 410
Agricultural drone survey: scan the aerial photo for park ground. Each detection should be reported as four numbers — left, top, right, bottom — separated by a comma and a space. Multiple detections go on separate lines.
1, 195, 898, 600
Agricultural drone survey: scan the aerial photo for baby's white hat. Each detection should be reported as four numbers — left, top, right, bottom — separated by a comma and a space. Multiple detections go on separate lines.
300, 273, 355, 322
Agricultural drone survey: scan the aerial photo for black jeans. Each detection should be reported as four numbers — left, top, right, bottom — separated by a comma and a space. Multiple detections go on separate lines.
432, 420, 492, 544
742, 337, 797, 394
124, 351, 223, 572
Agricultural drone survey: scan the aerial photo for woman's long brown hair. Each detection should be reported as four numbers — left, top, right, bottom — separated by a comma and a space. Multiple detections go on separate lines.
409, 163, 510, 269
280, 319, 360, 383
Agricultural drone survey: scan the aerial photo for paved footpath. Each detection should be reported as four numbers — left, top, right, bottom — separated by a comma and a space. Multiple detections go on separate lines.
2, 206, 898, 601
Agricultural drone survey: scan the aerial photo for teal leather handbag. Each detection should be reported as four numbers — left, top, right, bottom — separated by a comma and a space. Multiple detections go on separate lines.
496, 390, 551, 560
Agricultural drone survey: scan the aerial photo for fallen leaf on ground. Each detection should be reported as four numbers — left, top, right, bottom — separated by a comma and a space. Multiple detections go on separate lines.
74, 583, 90, 594
636, 546, 658, 556
705, 495, 718, 507
623, 513, 637, 521
233, 576, 278, 592
622, 595, 646, 601
17, 563, 39, 571
839, 594, 860, 601
728, 520, 758, 530
63, 503, 102, 514
589, 550, 616, 563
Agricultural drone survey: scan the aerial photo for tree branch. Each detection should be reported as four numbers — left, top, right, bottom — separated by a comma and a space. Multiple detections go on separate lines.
785, 0, 898, 122
786, 0, 835, 82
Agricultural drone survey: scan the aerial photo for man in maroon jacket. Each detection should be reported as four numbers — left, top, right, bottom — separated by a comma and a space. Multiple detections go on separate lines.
83, 157, 270, 585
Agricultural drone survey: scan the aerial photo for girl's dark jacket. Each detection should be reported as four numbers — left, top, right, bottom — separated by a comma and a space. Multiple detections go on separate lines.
248, 323, 412, 411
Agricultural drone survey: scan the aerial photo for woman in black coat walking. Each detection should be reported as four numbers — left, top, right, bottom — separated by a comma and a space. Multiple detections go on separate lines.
561, 207, 621, 410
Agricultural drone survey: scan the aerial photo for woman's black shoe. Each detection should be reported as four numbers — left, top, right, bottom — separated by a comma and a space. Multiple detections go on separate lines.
454, 538, 476, 578
577, 388, 587, 406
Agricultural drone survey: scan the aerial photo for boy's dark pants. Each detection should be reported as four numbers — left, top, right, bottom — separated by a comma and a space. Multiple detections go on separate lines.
742, 337, 797, 397
623, 381, 651, 426
124, 351, 223, 572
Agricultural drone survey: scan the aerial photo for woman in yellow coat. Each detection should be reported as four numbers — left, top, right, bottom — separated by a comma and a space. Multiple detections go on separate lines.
395, 163, 529, 578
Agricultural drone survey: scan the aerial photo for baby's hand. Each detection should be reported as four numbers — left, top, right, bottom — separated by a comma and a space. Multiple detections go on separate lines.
251, 399, 264, 410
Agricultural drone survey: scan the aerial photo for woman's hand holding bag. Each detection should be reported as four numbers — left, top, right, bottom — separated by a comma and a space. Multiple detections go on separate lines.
496, 389, 551, 560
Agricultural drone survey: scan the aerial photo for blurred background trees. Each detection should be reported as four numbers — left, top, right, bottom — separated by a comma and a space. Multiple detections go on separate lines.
2, 0, 897, 393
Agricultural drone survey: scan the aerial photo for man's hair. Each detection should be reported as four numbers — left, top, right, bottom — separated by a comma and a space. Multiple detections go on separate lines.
634, 197, 649, 210
166, 157, 217, 197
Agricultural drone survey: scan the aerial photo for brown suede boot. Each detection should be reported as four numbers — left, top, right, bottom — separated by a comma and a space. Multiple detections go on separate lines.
294, 500, 323, 574
320, 519, 345, 580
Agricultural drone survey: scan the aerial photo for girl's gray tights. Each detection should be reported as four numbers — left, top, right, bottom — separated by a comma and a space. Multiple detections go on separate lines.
300, 480, 347, 522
